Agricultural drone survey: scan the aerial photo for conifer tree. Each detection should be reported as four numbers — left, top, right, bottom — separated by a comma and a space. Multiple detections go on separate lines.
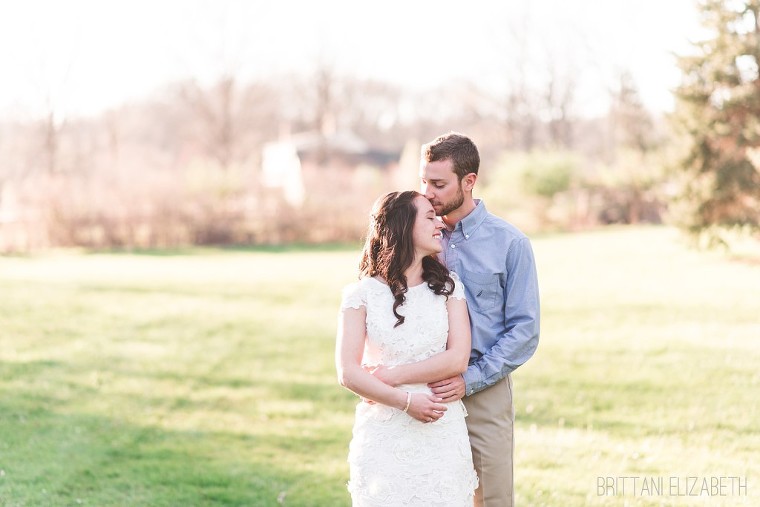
673, 0, 760, 241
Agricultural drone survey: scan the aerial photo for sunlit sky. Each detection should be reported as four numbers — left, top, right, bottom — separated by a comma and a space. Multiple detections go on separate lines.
0, 0, 703, 119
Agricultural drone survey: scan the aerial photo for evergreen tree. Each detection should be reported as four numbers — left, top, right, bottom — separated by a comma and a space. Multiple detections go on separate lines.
673, 0, 760, 241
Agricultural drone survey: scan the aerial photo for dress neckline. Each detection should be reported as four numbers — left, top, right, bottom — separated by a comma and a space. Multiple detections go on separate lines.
368, 277, 427, 290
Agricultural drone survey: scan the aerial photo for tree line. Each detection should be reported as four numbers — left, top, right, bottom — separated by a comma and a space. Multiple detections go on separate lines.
0, 0, 758, 252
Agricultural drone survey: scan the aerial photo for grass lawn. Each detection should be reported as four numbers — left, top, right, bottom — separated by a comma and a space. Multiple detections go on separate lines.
0, 226, 758, 506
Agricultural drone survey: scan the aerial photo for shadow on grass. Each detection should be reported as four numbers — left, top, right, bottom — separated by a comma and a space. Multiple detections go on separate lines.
0, 359, 64, 377
82, 364, 356, 418
0, 392, 348, 507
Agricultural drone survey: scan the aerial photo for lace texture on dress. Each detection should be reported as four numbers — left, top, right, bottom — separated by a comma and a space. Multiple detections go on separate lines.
341, 271, 478, 506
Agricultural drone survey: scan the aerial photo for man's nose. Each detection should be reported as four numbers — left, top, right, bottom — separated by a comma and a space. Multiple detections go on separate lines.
421, 184, 434, 200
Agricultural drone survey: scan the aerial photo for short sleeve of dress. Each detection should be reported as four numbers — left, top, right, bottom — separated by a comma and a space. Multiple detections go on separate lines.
449, 271, 466, 301
340, 281, 367, 311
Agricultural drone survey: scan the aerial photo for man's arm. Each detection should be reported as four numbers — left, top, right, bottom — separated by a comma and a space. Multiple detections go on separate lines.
462, 237, 540, 395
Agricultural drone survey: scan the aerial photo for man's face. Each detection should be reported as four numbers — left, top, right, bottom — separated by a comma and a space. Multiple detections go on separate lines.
420, 159, 464, 217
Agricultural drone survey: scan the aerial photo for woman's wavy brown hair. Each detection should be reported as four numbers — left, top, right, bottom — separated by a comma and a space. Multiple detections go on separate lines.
359, 190, 454, 327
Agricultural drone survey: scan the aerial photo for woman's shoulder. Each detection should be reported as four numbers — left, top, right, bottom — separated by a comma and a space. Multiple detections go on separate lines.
340, 280, 366, 311
340, 277, 385, 310
448, 271, 466, 300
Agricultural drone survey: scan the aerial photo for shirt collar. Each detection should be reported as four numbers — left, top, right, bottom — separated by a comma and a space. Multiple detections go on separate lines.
452, 199, 488, 238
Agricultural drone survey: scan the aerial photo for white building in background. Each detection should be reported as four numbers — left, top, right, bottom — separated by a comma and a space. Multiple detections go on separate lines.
261, 140, 305, 207
260, 129, 401, 208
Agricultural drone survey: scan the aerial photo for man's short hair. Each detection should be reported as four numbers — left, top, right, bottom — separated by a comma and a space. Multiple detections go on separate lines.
421, 132, 480, 181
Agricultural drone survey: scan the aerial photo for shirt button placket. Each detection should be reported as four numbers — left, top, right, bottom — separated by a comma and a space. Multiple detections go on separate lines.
448, 242, 458, 267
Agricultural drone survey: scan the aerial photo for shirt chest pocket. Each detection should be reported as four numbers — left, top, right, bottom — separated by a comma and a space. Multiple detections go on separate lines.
461, 269, 501, 313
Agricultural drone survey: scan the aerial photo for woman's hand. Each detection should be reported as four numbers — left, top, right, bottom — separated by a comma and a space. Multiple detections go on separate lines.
405, 392, 447, 423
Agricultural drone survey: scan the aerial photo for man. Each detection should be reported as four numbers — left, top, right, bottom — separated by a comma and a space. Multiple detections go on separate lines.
421, 132, 540, 507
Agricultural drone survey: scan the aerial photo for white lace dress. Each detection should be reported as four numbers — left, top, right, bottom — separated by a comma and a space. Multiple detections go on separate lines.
340, 272, 478, 506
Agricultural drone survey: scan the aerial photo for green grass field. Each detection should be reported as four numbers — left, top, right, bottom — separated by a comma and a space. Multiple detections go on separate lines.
1, 227, 758, 506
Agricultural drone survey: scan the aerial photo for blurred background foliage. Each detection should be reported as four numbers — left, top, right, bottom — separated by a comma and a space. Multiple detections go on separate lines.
1, 0, 759, 253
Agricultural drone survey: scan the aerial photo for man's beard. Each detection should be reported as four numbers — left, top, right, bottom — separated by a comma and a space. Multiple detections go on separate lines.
436, 186, 465, 217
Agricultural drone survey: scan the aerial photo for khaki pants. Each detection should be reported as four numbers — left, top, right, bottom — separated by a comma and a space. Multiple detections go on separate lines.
462, 375, 514, 507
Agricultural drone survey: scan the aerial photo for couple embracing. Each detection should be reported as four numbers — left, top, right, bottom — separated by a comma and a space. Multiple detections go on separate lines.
336, 132, 540, 506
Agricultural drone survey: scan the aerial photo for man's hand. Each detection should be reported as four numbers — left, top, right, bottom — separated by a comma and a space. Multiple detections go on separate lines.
428, 374, 466, 402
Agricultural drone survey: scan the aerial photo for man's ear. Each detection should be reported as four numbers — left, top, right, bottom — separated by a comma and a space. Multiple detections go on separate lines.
462, 173, 477, 192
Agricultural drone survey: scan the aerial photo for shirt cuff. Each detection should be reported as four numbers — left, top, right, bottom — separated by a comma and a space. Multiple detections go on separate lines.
462, 367, 482, 396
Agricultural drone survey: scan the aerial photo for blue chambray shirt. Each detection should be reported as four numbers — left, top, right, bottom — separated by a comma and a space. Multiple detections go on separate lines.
439, 199, 540, 395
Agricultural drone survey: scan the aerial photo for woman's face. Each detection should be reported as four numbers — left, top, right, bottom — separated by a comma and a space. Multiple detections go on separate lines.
411, 195, 444, 257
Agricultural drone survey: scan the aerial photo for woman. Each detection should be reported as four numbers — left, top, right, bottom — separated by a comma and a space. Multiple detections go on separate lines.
336, 190, 478, 506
